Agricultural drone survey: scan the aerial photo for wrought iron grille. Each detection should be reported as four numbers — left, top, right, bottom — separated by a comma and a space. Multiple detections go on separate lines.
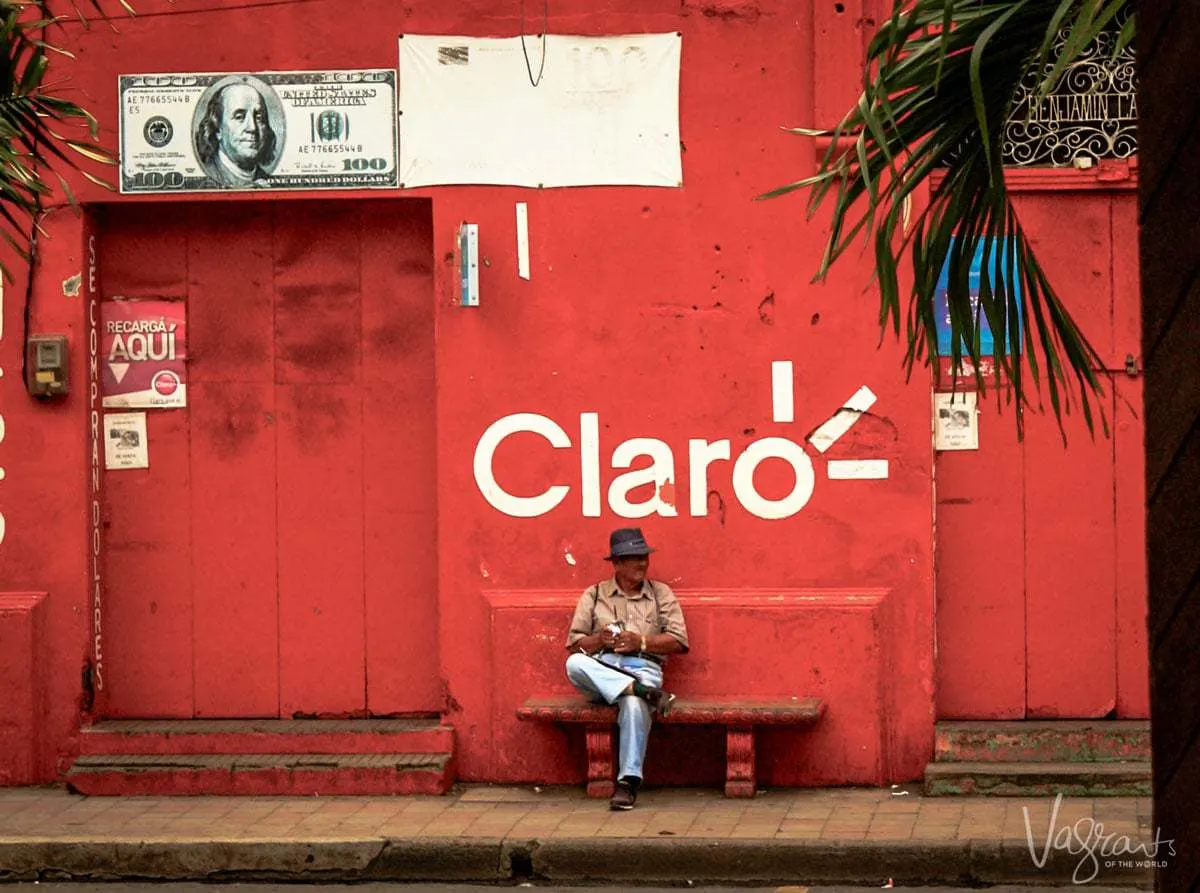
1002, 19, 1137, 166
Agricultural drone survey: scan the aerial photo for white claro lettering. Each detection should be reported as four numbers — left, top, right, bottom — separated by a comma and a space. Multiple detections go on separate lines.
474, 413, 572, 518
473, 416, 816, 521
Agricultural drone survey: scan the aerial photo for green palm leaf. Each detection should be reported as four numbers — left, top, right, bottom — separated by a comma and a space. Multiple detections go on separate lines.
763, 0, 1132, 436
0, 1, 129, 282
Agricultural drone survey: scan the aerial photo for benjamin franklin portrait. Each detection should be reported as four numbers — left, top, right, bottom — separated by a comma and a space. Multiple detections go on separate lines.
192, 75, 286, 188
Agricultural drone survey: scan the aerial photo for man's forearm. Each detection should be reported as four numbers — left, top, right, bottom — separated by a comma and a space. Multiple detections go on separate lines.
569, 632, 684, 655
641, 633, 684, 655
568, 634, 604, 654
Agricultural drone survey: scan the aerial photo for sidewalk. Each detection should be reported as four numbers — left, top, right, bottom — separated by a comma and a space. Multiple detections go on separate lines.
0, 784, 1156, 886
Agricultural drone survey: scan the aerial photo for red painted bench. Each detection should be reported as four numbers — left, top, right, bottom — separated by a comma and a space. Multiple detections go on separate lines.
517, 695, 826, 798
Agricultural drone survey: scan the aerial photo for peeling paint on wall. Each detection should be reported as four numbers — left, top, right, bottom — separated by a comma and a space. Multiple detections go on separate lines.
807, 386, 878, 453
828, 459, 889, 480
682, 0, 762, 23
707, 489, 726, 526
757, 292, 775, 325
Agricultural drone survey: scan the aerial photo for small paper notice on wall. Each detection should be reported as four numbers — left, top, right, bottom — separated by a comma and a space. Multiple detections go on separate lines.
934, 391, 979, 451
104, 412, 149, 470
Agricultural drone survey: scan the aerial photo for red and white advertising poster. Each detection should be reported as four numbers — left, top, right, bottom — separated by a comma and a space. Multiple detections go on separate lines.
101, 300, 187, 408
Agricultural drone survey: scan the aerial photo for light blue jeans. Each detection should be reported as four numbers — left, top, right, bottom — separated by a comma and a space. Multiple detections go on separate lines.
565, 652, 664, 782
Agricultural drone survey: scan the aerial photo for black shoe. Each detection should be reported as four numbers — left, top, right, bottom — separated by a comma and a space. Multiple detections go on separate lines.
610, 778, 638, 810
641, 687, 676, 717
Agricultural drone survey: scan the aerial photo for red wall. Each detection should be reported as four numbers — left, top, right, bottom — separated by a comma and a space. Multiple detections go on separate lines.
0, 209, 98, 781
0, 0, 1144, 787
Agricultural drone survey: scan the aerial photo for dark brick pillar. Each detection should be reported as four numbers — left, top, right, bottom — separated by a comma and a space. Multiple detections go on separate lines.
1139, 2, 1200, 890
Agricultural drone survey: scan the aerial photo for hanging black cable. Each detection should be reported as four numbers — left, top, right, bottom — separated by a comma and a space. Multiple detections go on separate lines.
519, 0, 548, 87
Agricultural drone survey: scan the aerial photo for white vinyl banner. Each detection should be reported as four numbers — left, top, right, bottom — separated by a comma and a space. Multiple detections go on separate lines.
399, 34, 682, 188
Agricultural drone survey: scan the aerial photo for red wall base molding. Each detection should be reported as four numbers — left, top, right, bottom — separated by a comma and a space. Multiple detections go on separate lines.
0, 593, 48, 786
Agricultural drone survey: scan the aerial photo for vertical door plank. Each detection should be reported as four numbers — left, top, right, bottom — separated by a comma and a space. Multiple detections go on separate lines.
1016, 194, 1117, 366
934, 388, 1027, 718
188, 205, 279, 717
97, 205, 190, 300
274, 204, 366, 716
1113, 376, 1149, 717
1111, 196, 1150, 718
186, 205, 276, 384
273, 203, 362, 387
360, 202, 440, 713
1015, 192, 1118, 717
98, 208, 194, 718
1112, 194, 1142, 370
276, 384, 366, 715
190, 383, 279, 716
1024, 390, 1117, 717
102, 410, 195, 717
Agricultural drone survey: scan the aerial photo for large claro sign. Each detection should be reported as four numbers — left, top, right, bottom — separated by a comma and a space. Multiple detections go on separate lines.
472, 363, 884, 520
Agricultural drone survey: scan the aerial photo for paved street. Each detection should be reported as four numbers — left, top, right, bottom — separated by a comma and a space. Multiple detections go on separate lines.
0, 784, 1152, 842
0, 785, 1161, 886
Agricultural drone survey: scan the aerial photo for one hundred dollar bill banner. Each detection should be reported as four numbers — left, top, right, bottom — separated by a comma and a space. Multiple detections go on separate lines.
120, 70, 398, 193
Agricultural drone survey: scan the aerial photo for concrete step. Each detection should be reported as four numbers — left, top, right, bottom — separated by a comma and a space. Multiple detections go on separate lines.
79, 718, 454, 756
934, 720, 1150, 763
924, 760, 1152, 797
66, 752, 454, 796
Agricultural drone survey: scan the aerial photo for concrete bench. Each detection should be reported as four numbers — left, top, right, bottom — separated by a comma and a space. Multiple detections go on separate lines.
517, 695, 826, 798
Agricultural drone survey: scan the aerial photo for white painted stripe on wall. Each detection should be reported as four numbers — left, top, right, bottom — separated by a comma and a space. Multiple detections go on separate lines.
827, 459, 889, 480
771, 360, 794, 423
808, 385, 877, 453
516, 202, 530, 280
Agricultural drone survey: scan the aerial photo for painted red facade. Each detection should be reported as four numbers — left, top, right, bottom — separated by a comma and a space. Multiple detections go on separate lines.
0, 0, 1147, 790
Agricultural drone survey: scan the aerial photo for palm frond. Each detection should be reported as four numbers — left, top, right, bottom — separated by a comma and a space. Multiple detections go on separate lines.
763, 0, 1132, 436
0, 1, 125, 281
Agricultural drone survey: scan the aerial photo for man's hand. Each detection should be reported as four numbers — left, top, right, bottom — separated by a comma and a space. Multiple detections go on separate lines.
574, 633, 605, 654
612, 631, 642, 654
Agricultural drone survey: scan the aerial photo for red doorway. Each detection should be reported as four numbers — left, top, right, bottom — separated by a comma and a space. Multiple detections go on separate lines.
934, 187, 1148, 720
96, 200, 440, 719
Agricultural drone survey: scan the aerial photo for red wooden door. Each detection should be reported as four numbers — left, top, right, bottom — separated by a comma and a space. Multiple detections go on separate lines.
935, 187, 1149, 720
98, 200, 441, 719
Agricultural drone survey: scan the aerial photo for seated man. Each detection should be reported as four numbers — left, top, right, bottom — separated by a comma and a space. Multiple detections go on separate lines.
564, 528, 690, 810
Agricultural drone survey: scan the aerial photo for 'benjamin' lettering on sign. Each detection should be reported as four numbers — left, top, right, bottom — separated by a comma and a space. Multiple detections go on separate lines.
472, 364, 885, 520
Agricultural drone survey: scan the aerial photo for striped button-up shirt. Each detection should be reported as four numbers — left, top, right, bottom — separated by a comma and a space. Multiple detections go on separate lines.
566, 578, 689, 662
